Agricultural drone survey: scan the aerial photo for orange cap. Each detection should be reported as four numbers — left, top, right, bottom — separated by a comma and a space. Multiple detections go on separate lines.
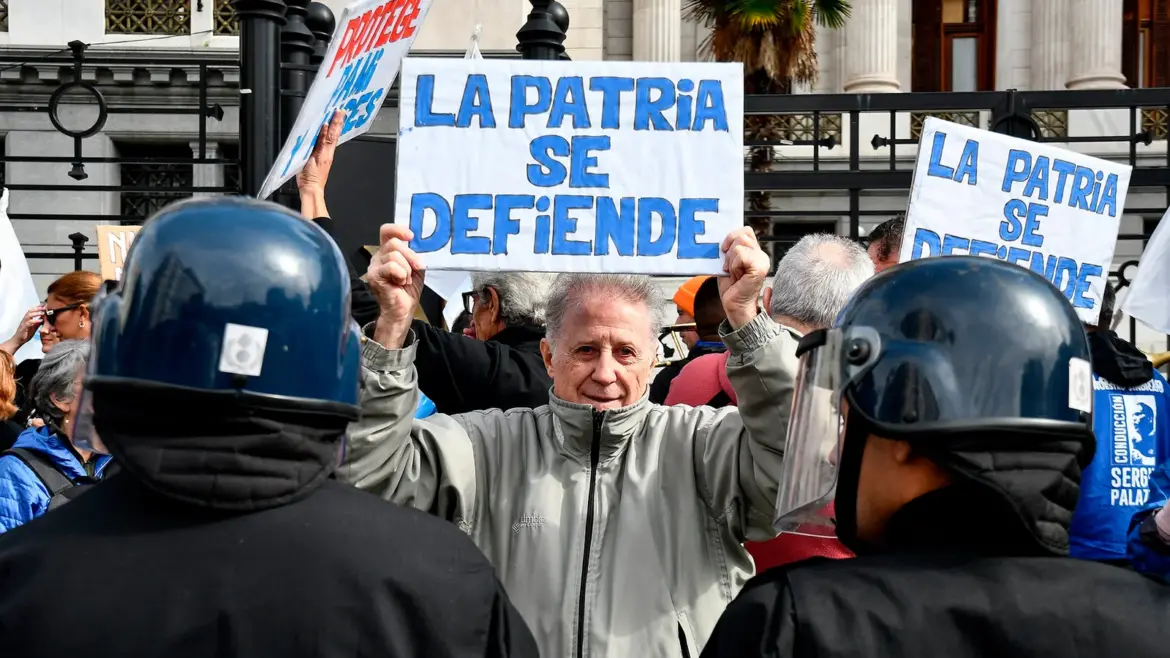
672, 275, 711, 317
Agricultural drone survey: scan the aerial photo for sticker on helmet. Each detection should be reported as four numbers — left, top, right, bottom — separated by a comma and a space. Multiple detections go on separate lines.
219, 323, 269, 377
1068, 356, 1092, 413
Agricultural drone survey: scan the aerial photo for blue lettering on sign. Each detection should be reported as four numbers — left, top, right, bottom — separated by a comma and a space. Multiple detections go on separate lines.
402, 71, 734, 266
407, 195, 722, 260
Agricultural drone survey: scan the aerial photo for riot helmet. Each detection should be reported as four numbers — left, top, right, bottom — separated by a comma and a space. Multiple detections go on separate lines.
774, 256, 1095, 555
77, 197, 361, 455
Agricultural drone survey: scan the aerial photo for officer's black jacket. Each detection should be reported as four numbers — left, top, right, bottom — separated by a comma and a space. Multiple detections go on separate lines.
700, 485, 1170, 658
0, 390, 539, 658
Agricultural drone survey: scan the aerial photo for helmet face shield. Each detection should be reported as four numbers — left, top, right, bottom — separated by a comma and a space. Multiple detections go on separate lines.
72, 280, 118, 455
773, 327, 882, 533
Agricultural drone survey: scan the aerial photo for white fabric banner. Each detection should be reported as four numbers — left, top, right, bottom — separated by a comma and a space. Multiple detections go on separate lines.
902, 117, 1131, 325
1120, 208, 1170, 334
0, 189, 44, 363
395, 58, 745, 275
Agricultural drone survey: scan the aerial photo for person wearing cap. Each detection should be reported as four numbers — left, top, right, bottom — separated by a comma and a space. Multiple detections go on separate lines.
671, 275, 709, 352
650, 277, 727, 404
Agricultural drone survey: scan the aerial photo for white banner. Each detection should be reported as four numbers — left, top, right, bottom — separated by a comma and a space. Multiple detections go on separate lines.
0, 189, 44, 364
902, 118, 1131, 324
1120, 208, 1170, 334
258, 0, 433, 200
395, 58, 745, 274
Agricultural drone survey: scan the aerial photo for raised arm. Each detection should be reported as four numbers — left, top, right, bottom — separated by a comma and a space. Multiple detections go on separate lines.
692, 228, 797, 543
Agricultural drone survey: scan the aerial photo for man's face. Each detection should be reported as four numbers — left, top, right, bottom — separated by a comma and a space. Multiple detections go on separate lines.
541, 293, 656, 411
867, 242, 899, 273
675, 307, 698, 349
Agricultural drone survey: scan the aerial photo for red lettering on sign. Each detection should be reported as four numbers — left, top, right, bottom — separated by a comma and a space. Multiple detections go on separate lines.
344, 12, 374, 66
373, 0, 406, 49
390, 0, 421, 42
326, 18, 362, 77
356, 4, 388, 54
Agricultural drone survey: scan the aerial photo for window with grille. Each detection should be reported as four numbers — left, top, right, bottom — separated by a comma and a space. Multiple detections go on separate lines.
118, 143, 194, 224
0, 1, 9, 33
221, 143, 241, 195
215, 0, 238, 35
106, 0, 190, 36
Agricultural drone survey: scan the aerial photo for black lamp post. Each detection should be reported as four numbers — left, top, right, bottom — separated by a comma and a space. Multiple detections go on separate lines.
276, 0, 316, 209
516, 0, 569, 60
232, 0, 287, 198
305, 1, 336, 82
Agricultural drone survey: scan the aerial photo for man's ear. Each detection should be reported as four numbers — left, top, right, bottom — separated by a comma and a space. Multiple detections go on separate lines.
762, 287, 773, 315
540, 338, 555, 377
486, 287, 501, 323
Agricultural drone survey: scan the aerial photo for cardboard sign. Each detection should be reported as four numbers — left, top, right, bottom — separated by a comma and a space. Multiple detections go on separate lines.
258, 0, 434, 200
96, 225, 142, 281
395, 58, 745, 274
902, 118, 1131, 324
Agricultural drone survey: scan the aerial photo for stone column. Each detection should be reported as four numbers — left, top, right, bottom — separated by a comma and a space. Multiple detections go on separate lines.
842, 0, 900, 93
633, 0, 680, 62
1031, 0, 1068, 90
1067, 0, 1126, 89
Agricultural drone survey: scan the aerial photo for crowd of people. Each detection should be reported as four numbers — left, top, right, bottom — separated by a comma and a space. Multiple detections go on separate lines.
0, 115, 1167, 656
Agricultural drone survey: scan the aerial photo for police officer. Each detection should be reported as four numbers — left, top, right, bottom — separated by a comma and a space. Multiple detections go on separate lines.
700, 257, 1169, 658
0, 198, 538, 658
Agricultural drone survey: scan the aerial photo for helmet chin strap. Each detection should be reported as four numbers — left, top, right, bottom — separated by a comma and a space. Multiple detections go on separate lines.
833, 410, 879, 556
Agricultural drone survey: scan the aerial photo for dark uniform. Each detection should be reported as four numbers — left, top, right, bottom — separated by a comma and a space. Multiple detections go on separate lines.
701, 257, 1170, 658
0, 198, 538, 658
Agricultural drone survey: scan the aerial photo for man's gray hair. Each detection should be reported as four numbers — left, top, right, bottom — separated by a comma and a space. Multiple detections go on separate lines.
769, 234, 873, 328
471, 272, 556, 327
30, 339, 89, 430
545, 274, 665, 349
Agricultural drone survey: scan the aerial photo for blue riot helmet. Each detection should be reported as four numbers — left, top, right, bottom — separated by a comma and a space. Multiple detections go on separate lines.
82, 197, 361, 432
774, 256, 1095, 555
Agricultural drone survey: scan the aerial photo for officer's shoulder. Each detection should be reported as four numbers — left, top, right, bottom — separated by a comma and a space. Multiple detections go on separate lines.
311, 480, 489, 563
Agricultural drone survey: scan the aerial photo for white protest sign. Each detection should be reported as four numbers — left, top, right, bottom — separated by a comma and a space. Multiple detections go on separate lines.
258, 0, 433, 200
1120, 208, 1170, 334
396, 58, 745, 274
902, 117, 1131, 324
0, 189, 44, 364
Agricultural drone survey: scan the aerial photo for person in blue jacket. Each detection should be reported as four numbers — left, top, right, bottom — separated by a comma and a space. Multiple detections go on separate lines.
1069, 283, 1170, 563
0, 340, 112, 533
1127, 462, 1170, 581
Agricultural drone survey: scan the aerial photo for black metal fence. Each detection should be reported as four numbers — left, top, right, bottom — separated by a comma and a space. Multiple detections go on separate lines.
0, 41, 238, 266
742, 88, 1170, 351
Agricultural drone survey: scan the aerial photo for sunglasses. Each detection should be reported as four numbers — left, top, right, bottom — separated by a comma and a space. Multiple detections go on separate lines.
43, 302, 83, 327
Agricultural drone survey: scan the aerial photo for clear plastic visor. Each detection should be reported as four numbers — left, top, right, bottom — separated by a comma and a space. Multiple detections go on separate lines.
773, 327, 880, 534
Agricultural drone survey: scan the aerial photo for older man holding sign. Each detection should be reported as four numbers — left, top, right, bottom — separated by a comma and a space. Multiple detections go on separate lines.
339, 216, 793, 658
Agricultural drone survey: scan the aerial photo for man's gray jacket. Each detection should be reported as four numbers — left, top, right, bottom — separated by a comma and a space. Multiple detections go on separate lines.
339, 313, 798, 658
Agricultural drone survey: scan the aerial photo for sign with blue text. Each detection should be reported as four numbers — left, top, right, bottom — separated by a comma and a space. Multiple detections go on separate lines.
257, 0, 433, 200
902, 117, 1131, 324
395, 58, 745, 274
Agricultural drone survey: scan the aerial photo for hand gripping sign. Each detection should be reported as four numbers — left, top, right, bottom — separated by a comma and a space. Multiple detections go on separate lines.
901, 117, 1131, 325
258, 0, 434, 200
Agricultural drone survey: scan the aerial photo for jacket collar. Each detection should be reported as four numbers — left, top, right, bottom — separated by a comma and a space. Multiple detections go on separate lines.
13, 426, 112, 481
491, 324, 546, 351
548, 391, 651, 464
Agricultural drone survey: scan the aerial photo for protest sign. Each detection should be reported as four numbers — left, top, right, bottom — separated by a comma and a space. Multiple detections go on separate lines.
0, 189, 43, 364
258, 0, 433, 200
902, 117, 1130, 324
96, 225, 142, 281
395, 58, 745, 275
1120, 208, 1170, 334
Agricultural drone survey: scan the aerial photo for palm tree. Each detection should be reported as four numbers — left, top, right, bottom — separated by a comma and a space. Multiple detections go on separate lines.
684, 0, 850, 253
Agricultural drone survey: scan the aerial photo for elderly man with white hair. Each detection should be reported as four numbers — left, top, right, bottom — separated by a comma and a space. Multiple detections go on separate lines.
340, 224, 796, 658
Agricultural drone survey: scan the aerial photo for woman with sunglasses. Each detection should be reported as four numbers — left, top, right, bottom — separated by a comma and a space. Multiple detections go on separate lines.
1, 271, 101, 427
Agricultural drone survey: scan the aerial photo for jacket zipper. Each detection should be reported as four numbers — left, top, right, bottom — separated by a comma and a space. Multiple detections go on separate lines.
575, 410, 604, 658
678, 623, 692, 658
